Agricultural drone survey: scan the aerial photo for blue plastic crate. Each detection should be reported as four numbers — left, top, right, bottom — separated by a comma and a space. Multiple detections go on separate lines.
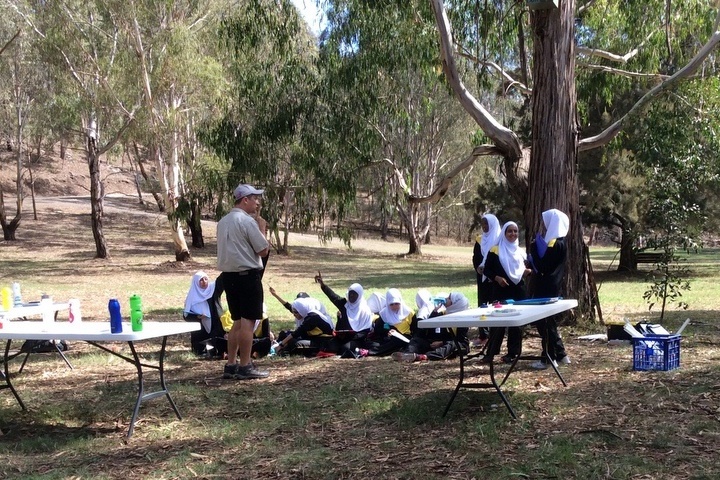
632, 334, 680, 371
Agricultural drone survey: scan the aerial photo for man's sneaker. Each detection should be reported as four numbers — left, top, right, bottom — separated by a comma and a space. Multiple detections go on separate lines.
223, 363, 240, 379
559, 355, 571, 365
391, 352, 417, 363
235, 364, 269, 380
531, 360, 558, 370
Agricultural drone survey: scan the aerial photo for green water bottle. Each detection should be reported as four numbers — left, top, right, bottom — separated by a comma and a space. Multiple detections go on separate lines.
129, 294, 143, 332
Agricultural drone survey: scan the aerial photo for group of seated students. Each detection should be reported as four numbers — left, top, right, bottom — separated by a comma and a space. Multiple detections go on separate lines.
182, 271, 273, 360
182, 269, 472, 363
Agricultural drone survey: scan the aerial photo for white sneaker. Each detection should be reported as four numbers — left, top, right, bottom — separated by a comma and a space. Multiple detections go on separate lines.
531, 360, 558, 370
559, 355, 571, 365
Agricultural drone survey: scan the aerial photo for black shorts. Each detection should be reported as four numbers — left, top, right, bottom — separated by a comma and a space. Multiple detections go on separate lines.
220, 270, 264, 321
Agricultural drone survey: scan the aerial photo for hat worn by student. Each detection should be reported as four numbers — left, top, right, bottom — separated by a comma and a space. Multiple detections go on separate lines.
234, 184, 264, 200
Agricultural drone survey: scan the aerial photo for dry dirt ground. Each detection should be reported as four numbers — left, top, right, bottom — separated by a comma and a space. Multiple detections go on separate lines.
0, 148, 140, 199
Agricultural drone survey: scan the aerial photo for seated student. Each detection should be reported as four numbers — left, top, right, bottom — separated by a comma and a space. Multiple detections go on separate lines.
393, 291, 470, 362
361, 289, 415, 357
275, 297, 336, 356
269, 287, 330, 329
313, 272, 374, 357
251, 305, 276, 358
183, 271, 226, 358
366, 292, 386, 316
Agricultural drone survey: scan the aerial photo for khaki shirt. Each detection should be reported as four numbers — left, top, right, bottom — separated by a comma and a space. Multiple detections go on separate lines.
216, 208, 269, 272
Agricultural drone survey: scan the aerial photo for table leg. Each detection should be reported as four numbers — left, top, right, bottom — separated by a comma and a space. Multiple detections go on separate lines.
126, 338, 182, 439
87, 337, 183, 439
1, 340, 27, 410
442, 340, 518, 419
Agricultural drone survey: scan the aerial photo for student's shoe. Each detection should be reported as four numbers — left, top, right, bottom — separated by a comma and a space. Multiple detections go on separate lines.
391, 352, 417, 363
235, 364, 269, 380
355, 348, 369, 358
501, 354, 518, 364
530, 360, 558, 370
559, 355, 571, 365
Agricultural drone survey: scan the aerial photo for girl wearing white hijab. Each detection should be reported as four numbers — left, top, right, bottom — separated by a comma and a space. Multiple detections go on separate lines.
183, 271, 226, 357
473, 213, 501, 306
313, 272, 376, 357
481, 221, 531, 364
392, 292, 471, 363
276, 297, 335, 355
362, 289, 415, 357
529, 208, 571, 369
415, 289, 436, 320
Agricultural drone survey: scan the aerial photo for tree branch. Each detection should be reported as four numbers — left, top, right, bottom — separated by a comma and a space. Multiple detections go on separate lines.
429, 0, 522, 160
407, 144, 502, 204
578, 63, 670, 80
579, 24, 720, 152
0, 28, 21, 57
577, 28, 659, 64
456, 48, 532, 95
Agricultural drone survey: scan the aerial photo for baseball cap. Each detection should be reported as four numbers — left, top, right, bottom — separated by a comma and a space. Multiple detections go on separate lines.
233, 184, 265, 200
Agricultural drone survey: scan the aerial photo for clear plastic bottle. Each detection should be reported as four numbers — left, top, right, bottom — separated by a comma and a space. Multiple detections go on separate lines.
12, 282, 22, 307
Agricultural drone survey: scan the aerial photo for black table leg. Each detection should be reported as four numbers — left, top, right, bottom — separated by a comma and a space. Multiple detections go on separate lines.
1, 340, 27, 410
88, 337, 182, 439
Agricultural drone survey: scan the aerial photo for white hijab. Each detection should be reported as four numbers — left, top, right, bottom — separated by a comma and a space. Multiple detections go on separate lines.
291, 297, 334, 330
344, 283, 373, 331
480, 213, 501, 266
542, 209, 570, 243
183, 271, 215, 319
498, 222, 527, 285
445, 292, 469, 314
415, 289, 435, 320
366, 292, 386, 314
379, 288, 413, 326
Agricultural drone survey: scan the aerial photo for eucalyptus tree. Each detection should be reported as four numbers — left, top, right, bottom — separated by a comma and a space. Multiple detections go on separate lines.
424, 0, 720, 318
0, 14, 34, 240
6, 0, 139, 258
202, 0, 333, 253
316, 0, 478, 255
110, 0, 229, 259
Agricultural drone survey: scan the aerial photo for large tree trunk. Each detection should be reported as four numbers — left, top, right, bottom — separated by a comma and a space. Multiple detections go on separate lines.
87, 135, 108, 259
527, 1, 593, 321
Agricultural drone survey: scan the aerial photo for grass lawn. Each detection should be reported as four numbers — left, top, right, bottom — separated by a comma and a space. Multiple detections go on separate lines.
1, 196, 719, 479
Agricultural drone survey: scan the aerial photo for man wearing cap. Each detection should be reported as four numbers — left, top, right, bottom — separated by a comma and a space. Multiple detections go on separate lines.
217, 184, 270, 379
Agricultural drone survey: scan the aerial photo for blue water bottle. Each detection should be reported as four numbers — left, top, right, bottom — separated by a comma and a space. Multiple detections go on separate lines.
109, 299, 123, 333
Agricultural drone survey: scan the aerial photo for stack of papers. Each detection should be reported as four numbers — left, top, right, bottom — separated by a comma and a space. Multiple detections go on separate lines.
624, 319, 690, 337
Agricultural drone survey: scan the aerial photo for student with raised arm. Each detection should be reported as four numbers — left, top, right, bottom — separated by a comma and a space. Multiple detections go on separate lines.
314, 272, 374, 357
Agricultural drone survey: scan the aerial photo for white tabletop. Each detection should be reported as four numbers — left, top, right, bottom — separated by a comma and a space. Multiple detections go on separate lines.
418, 299, 578, 329
0, 321, 200, 342
0, 302, 69, 321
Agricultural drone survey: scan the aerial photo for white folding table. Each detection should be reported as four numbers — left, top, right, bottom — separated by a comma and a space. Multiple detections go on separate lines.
0, 321, 200, 438
0, 302, 73, 371
418, 299, 578, 419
